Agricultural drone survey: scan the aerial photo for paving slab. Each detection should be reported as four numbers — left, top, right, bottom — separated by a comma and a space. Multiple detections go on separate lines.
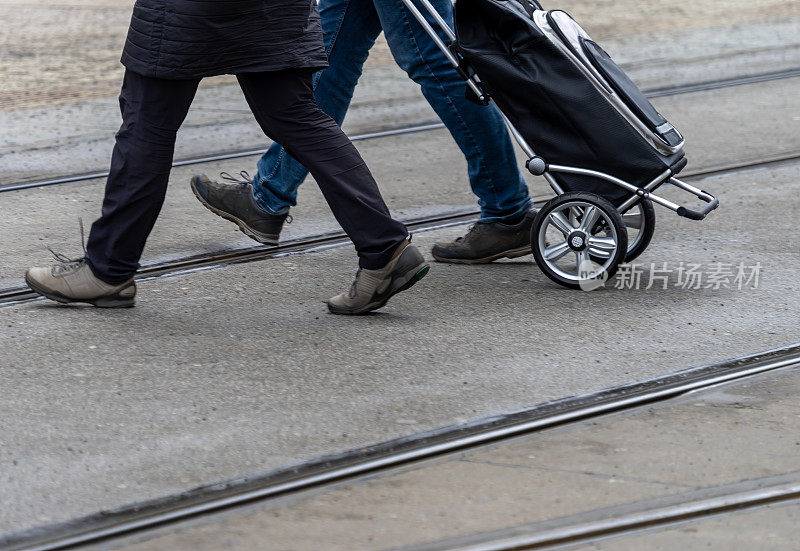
89, 362, 800, 551
1, 159, 799, 536
2, 76, 799, 291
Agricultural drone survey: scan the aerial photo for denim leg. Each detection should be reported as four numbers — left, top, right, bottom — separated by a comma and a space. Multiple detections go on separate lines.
252, 0, 383, 215
373, 0, 532, 222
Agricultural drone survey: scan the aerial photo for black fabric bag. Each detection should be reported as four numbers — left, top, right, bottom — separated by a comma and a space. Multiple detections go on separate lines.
453, 0, 686, 205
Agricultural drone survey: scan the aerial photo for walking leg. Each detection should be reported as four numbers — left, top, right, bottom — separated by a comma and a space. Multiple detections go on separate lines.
252, 0, 383, 215
375, 0, 532, 222
238, 70, 408, 269
85, 71, 200, 282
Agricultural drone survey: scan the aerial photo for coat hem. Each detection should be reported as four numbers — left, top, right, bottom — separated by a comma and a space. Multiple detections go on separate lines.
120, 54, 328, 80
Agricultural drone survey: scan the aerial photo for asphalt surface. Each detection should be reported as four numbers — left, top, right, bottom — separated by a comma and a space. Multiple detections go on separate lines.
1, 0, 799, 544
97, 363, 800, 550
2, 76, 799, 291
2, 160, 799, 536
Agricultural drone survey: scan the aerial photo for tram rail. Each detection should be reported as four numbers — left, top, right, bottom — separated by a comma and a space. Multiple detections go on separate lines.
3, 344, 798, 551
402, 476, 800, 550
1, 150, 798, 308
1, 66, 798, 194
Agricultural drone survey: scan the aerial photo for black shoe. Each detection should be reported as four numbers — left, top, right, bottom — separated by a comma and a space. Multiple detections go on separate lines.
190, 172, 290, 245
431, 210, 536, 264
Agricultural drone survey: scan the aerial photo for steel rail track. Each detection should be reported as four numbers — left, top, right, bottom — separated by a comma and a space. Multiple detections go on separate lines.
2, 150, 798, 308
0, 208, 481, 307
0, 123, 445, 193
2, 66, 798, 194
402, 477, 800, 551
2, 344, 799, 551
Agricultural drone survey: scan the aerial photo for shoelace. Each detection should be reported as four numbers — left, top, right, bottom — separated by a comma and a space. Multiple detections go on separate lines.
220, 170, 252, 185
218, 170, 293, 224
45, 219, 88, 276
454, 222, 485, 243
348, 268, 363, 298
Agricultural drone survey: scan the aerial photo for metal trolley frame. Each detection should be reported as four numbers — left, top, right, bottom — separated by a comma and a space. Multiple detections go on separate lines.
398, 0, 720, 289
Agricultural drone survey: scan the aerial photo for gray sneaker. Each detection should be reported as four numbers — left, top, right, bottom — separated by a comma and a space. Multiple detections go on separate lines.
191, 172, 290, 245
431, 211, 536, 264
327, 239, 430, 315
25, 259, 136, 308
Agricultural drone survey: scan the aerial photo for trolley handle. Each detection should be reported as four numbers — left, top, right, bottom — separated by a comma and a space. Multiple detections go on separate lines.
669, 177, 719, 221
677, 195, 719, 220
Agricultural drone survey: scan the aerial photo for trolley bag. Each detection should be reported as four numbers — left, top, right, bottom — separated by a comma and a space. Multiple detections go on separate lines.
453, 0, 687, 205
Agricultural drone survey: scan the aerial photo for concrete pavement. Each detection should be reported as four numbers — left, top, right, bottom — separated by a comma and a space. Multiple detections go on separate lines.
2, 76, 799, 290
92, 362, 800, 550
580, 501, 800, 550
2, 160, 799, 536
2, 0, 800, 543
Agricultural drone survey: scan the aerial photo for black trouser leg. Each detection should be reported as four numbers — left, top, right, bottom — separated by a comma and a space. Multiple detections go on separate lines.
236, 70, 408, 269
85, 70, 200, 283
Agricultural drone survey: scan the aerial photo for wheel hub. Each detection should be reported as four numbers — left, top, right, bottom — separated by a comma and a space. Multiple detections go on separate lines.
568, 231, 588, 251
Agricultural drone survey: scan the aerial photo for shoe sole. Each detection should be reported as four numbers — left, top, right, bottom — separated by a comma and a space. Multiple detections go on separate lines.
190, 180, 279, 246
25, 273, 135, 308
327, 263, 430, 316
431, 245, 531, 264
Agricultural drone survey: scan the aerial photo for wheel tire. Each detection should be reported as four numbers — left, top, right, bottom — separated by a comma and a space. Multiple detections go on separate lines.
621, 199, 656, 263
531, 192, 628, 290
588, 199, 655, 264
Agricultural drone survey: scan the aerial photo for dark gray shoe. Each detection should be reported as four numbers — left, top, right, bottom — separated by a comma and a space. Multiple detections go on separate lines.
431, 211, 536, 264
191, 172, 290, 245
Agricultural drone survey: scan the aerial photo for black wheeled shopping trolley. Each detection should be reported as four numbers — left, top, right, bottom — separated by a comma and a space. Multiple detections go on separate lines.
398, 0, 719, 289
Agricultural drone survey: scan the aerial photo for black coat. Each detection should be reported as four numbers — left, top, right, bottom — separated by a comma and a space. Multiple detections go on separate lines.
120, 0, 328, 80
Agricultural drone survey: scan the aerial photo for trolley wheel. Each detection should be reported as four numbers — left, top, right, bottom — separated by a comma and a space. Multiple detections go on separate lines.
531, 192, 628, 290
589, 199, 656, 264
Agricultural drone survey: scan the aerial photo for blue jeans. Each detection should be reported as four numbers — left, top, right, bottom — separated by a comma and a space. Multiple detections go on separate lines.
253, 0, 532, 223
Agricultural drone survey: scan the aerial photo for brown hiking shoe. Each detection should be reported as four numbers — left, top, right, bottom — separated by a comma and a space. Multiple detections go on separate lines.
431, 211, 536, 264
191, 172, 290, 245
327, 238, 430, 315
25, 259, 136, 308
